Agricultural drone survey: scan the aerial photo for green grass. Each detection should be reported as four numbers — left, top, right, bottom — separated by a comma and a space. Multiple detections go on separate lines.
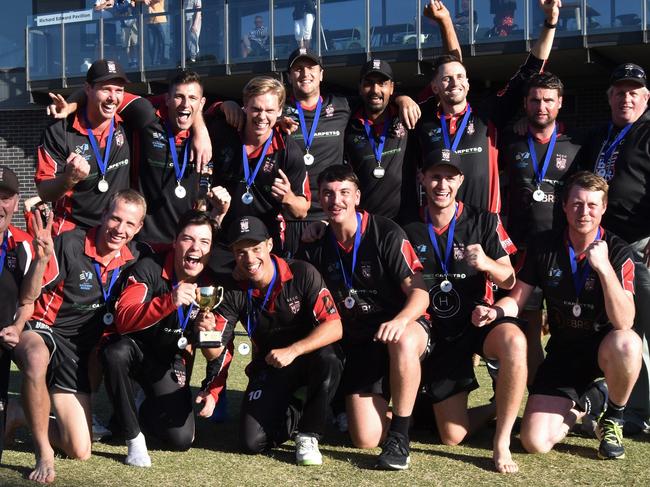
2, 333, 650, 486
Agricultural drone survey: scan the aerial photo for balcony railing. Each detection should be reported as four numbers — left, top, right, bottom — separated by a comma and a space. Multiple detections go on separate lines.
26, 0, 650, 87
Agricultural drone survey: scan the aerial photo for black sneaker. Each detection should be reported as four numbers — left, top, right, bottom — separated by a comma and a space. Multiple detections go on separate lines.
596, 415, 626, 460
579, 378, 608, 437
375, 431, 410, 470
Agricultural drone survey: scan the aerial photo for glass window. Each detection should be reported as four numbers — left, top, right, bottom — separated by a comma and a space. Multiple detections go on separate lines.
473, 0, 526, 43
370, 0, 419, 52
229, 0, 270, 63
273, 0, 300, 60
188, 0, 224, 65
321, 0, 365, 55
586, 0, 644, 33
0, 3, 32, 68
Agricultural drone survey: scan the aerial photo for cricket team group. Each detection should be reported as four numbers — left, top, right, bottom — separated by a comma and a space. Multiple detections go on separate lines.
1, 0, 650, 483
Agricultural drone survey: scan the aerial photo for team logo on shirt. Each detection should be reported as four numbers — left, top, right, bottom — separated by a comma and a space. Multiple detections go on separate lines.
466, 121, 475, 135
79, 270, 94, 291
262, 157, 275, 173
220, 147, 234, 163
515, 152, 530, 168
453, 243, 465, 261
325, 104, 334, 117
6, 253, 16, 271
585, 275, 596, 291
287, 297, 301, 314
361, 263, 372, 279
391, 120, 406, 139
546, 267, 563, 287
555, 153, 567, 170
114, 130, 124, 147
428, 128, 442, 142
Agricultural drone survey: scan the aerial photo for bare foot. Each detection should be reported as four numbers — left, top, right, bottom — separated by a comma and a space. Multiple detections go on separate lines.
28, 449, 56, 484
494, 446, 518, 474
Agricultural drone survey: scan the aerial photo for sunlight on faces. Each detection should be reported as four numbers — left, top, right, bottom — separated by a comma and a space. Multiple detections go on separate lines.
173, 223, 213, 281
419, 165, 464, 210
525, 87, 562, 129
0, 189, 18, 235
359, 74, 394, 115
289, 59, 323, 100
244, 93, 281, 139
319, 180, 360, 224
233, 238, 273, 285
84, 80, 125, 122
431, 61, 469, 108
608, 82, 650, 127
562, 186, 607, 236
97, 198, 145, 255
166, 82, 205, 132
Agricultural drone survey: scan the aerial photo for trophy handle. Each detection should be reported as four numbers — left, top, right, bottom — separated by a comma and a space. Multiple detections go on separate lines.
211, 286, 225, 310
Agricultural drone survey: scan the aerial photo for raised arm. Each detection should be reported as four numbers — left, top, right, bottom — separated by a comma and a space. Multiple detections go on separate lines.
424, 0, 462, 61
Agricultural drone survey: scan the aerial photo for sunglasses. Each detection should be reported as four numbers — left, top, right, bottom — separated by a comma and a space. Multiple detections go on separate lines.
611, 65, 646, 82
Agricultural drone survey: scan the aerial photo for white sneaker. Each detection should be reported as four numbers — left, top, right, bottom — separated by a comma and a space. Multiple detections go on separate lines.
92, 414, 112, 442
295, 433, 322, 466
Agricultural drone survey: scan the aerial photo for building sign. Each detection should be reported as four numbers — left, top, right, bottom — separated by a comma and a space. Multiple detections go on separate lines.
35, 9, 94, 27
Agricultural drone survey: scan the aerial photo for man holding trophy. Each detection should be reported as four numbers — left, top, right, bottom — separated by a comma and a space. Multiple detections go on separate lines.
102, 210, 228, 468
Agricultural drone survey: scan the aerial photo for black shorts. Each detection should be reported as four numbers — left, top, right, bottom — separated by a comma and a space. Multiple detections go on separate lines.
423, 318, 520, 403
529, 330, 608, 409
340, 316, 432, 397
23, 321, 94, 394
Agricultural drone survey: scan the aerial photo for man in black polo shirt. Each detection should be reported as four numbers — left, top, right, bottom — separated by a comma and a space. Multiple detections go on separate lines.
103, 210, 220, 468
344, 60, 412, 222
299, 165, 430, 470
198, 215, 343, 466
9, 189, 149, 484
499, 72, 581, 380
404, 149, 524, 474
411, 0, 561, 214
475, 172, 641, 460
577, 63, 650, 434
36, 60, 133, 236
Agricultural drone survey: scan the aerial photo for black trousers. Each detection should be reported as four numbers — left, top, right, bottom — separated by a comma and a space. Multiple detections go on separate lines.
100, 335, 194, 451
240, 343, 343, 453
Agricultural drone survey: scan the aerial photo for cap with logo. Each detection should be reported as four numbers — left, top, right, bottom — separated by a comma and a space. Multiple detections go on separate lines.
421, 147, 463, 174
86, 59, 130, 85
360, 59, 393, 81
227, 216, 270, 247
610, 63, 646, 87
0, 166, 20, 194
287, 48, 323, 69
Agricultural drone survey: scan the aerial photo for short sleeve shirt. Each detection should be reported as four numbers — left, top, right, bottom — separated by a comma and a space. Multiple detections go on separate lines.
0, 226, 33, 327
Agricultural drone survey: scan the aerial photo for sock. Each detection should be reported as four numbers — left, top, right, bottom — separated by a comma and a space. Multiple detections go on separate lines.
125, 432, 152, 468
604, 400, 626, 421
389, 414, 411, 438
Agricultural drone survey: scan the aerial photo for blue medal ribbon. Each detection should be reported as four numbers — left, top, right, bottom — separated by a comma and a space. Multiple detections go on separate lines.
242, 133, 274, 190
567, 227, 602, 300
166, 123, 191, 184
439, 104, 472, 152
172, 277, 197, 333
296, 97, 322, 153
84, 110, 115, 180
246, 260, 278, 337
597, 122, 633, 170
363, 116, 391, 166
527, 125, 558, 187
0, 231, 8, 276
93, 262, 121, 306
425, 205, 458, 277
331, 212, 362, 292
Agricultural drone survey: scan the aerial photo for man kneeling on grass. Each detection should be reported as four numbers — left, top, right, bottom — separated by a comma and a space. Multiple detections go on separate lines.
199, 215, 343, 465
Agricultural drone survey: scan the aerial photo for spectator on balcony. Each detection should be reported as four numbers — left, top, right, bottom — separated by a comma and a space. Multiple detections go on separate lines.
144, 0, 167, 65
113, 0, 138, 68
293, 1, 317, 50
242, 15, 269, 58
185, 0, 202, 63
488, 0, 517, 38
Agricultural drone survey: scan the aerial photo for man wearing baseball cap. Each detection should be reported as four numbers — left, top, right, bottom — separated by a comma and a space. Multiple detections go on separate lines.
577, 62, 650, 435
36, 59, 132, 236
199, 215, 343, 466
403, 149, 523, 473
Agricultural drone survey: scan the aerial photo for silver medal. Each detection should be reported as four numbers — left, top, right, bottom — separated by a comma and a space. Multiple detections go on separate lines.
303, 153, 315, 166
344, 296, 355, 309
572, 303, 582, 317
241, 191, 254, 205
175, 183, 186, 199
177, 336, 189, 349
103, 312, 114, 325
532, 189, 545, 202
440, 279, 453, 293
372, 166, 385, 179
238, 342, 250, 355
97, 178, 109, 193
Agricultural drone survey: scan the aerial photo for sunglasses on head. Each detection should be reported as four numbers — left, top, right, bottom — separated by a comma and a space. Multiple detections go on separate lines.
611, 65, 646, 82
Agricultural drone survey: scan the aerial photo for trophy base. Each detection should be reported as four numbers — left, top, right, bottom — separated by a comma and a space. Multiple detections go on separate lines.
195, 330, 223, 349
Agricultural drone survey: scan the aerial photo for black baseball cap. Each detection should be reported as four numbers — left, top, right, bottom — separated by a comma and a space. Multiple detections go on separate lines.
610, 63, 646, 87
360, 59, 393, 81
227, 216, 270, 247
86, 59, 129, 85
287, 48, 322, 69
0, 166, 19, 194
421, 148, 463, 174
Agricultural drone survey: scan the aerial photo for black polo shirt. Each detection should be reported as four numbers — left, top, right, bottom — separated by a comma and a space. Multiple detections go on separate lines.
404, 203, 515, 341
518, 227, 635, 343
298, 211, 423, 346
0, 226, 33, 327
500, 127, 581, 247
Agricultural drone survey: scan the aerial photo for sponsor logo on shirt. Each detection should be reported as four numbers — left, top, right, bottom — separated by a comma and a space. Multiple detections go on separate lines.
454, 147, 482, 155
546, 267, 562, 287
314, 130, 341, 138
79, 270, 94, 291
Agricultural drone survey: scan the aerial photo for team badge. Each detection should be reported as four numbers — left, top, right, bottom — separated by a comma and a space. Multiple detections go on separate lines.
555, 153, 567, 170
114, 130, 124, 147
240, 218, 250, 233
107, 60, 117, 73
466, 121, 475, 135
391, 120, 406, 139
325, 104, 334, 117
361, 264, 372, 279
262, 157, 274, 173
288, 298, 301, 314
6, 253, 16, 270
453, 243, 465, 261
585, 275, 596, 291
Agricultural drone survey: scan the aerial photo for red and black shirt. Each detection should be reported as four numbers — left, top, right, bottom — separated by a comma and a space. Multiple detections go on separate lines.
298, 211, 423, 346
0, 226, 33, 327
518, 227, 635, 342
404, 203, 515, 341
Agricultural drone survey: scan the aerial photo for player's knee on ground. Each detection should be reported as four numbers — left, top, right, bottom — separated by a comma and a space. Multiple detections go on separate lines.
349, 427, 382, 449
64, 440, 92, 461
164, 426, 194, 451
520, 428, 554, 454
437, 422, 468, 447
240, 414, 270, 454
